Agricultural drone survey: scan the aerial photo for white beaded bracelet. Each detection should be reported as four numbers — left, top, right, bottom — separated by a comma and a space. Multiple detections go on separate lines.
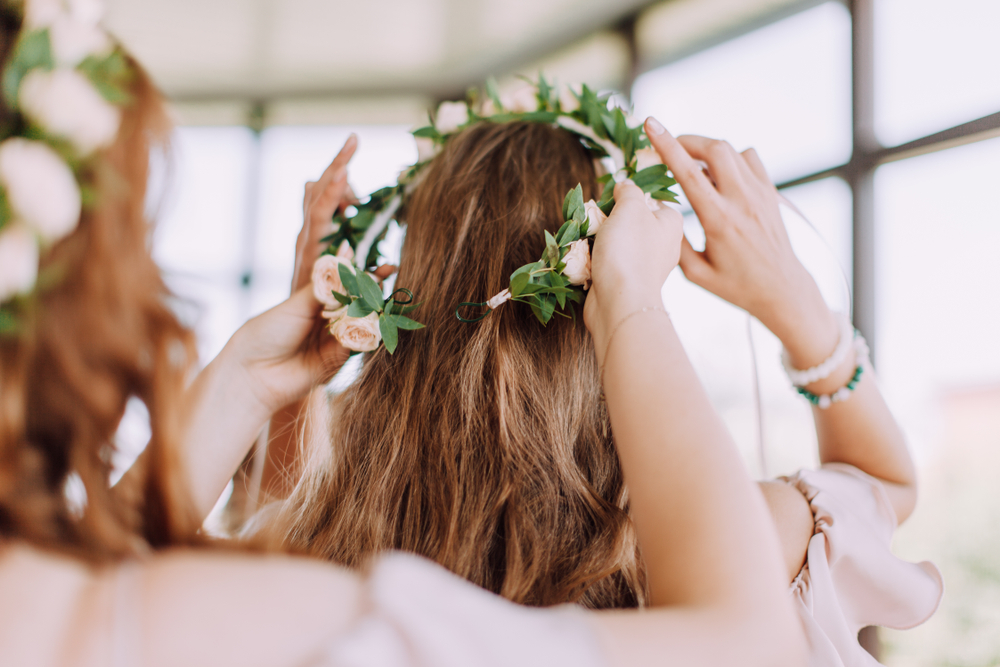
796, 335, 871, 408
781, 313, 854, 387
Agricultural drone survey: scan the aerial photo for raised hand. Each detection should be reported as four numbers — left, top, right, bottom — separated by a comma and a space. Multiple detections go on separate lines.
233, 135, 369, 416
584, 178, 684, 358
643, 118, 839, 370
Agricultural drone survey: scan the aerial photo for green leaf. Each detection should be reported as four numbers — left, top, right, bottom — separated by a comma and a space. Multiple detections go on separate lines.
347, 299, 374, 317
355, 271, 385, 313
0, 308, 20, 336
510, 271, 530, 297
558, 220, 580, 246
632, 164, 669, 189
651, 189, 680, 203
379, 315, 399, 354
351, 208, 375, 232
383, 314, 425, 330
338, 263, 358, 296
544, 230, 560, 267
529, 294, 556, 325
520, 282, 547, 295
485, 77, 503, 110
412, 125, 440, 139
3, 29, 54, 107
331, 290, 352, 307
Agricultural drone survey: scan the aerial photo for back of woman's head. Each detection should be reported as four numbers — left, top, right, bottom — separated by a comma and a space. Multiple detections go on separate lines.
0, 3, 199, 560
281, 121, 645, 608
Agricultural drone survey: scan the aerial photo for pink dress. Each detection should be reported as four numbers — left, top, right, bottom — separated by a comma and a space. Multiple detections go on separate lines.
783, 464, 943, 666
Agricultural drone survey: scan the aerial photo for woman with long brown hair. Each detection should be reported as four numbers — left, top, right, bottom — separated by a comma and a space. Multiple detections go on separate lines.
0, 1, 803, 665
253, 96, 943, 663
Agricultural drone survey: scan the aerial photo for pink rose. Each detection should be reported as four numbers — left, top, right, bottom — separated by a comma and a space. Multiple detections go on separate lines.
504, 84, 539, 113
635, 147, 662, 172
583, 200, 607, 236
434, 101, 469, 134
311, 254, 352, 307
331, 312, 382, 352
561, 239, 591, 289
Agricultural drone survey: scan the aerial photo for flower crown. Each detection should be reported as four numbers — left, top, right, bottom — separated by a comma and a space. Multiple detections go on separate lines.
317, 74, 680, 354
0, 0, 130, 335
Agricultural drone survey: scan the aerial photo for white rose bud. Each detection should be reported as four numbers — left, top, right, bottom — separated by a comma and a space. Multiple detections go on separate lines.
634, 147, 662, 172
0, 224, 40, 301
415, 136, 439, 163
331, 311, 382, 352
311, 254, 352, 308
583, 200, 607, 236
435, 101, 469, 135
558, 84, 581, 113
19, 68, 121, 156
504, 84, 539, 113
48, 15, 112, 67
561, 239, 592, 289
0, 138, 81, 244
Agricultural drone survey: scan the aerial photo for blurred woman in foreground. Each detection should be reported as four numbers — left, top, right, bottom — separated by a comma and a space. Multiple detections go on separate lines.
0, 1, 801, 665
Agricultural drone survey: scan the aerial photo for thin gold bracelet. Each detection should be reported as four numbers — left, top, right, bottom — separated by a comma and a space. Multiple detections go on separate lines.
598, 306, 669, 394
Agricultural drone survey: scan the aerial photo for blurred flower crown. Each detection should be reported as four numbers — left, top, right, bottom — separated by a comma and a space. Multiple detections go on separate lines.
0, 0, 131, 334
313, 74, 680, 355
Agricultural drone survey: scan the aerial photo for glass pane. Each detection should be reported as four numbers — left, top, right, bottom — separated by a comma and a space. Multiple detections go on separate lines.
153, 126, 256, 362
875, 0, 1000, 147
780, 177, 853, 309
665, 179, 851, 479
632, 2, 851, 184
875, 137, 1000, 665
252, 125, 417, 316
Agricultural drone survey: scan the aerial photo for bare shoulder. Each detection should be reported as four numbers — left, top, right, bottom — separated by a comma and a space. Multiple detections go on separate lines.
757, 481, 814, 584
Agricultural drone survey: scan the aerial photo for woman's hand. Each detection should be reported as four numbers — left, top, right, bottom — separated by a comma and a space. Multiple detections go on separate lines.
584, 179, 684, 359
643, 119, 839, 370
225, 135, 363, 417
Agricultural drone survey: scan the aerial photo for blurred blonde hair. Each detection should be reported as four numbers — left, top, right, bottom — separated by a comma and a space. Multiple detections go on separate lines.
275, 121, 646, 608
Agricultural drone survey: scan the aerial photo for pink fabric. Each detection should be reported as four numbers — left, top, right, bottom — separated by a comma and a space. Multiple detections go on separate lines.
318, 552, 606, 667
783, 463, 943, 667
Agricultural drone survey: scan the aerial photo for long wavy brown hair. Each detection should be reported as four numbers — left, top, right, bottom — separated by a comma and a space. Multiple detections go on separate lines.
275, 121, 645, 608
0, 5, 200, 561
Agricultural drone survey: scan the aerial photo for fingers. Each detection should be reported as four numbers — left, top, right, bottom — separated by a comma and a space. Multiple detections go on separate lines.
678, 236, 713, 289
373, 264, 398, 281
644, 118, 719, 208
741, 147, 770, 184
312, 134, 358, 200
675, 135, 747, 195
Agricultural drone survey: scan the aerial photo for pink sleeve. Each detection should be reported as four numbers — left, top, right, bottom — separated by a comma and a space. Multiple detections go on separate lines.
319, 552, 608, 667
785, 463, 943, 666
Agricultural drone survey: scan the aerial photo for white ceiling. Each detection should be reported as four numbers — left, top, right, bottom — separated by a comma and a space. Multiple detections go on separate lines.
102, 0, 813, 123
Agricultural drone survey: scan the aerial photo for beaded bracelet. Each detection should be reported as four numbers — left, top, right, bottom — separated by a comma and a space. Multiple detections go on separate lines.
795, 334, 870, 409
781, 313, 854, 386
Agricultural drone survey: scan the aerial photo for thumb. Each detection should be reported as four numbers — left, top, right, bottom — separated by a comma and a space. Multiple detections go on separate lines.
678, 236, 714, 288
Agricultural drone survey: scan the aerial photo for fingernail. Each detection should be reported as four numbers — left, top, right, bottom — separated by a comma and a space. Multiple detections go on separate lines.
646, 117, 666, 136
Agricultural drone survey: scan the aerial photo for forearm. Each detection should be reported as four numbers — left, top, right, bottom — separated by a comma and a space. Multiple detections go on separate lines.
180, 340, 274, 520
594, 289, 791, 612
763, 275, 916, 521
